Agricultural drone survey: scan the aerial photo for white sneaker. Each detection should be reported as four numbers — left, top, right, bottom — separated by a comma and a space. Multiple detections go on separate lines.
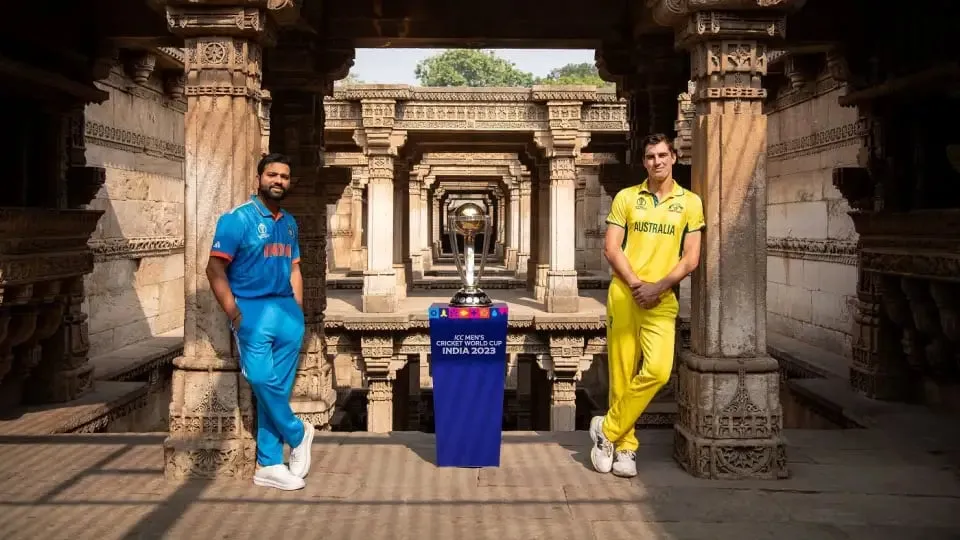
253, 464, 305, 491
289, 420, 315, 479
612, 450, 637, 478
589, 416, 614, 474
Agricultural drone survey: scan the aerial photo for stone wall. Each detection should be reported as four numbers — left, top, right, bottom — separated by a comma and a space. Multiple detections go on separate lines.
765, 71, 864, 359
81, 62, 186, 357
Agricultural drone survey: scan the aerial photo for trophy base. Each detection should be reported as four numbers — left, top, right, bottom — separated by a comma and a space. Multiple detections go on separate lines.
449, 288, 493, 307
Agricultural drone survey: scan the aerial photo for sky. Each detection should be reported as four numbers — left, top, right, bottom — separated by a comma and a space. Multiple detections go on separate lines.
350, 48, 596, 84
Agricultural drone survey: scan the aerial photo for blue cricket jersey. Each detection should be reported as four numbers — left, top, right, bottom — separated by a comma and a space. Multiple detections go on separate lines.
210, 195, 301, 299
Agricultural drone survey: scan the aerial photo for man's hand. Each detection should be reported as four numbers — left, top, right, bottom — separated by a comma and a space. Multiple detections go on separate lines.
631, 280, 665, 309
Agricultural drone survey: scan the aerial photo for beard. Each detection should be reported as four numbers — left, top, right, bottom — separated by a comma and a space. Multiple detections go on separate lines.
259, 184, 287, 201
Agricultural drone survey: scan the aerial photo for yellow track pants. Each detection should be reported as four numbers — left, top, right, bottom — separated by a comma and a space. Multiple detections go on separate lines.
601, 278, 678, 452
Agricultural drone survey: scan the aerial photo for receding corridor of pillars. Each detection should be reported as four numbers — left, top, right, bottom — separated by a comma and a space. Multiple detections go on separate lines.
324, 151, 629, 309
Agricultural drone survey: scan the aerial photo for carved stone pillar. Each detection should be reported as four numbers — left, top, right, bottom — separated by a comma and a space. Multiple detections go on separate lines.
431, 185, 443, 260
670, 7, 794, 480
506, 185, 520, 271
419, 185, 432, 271
517, 179, 532, 278
11, 104, 104, 407
268, 86, 336, 432
545, 156, 580, 312
349, 167, 367, 273
539, 335, 588, 431
362, 159, 398, 312
361, 335, 397, 433
407, 181, 424, 280
833, 168, 912, 400
356, 98, 407, 313
575, 167, 587, 271
532, 167, 550, 298
163, 3, 274, 479
393, 164, 408, 300
494, 189, 505, 258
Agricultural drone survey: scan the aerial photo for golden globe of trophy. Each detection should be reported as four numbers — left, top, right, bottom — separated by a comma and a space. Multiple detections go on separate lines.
447, 202, 493, 306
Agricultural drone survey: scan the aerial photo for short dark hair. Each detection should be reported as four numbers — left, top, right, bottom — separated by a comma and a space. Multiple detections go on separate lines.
640, 133, 677, 157
257, 153, 291, 176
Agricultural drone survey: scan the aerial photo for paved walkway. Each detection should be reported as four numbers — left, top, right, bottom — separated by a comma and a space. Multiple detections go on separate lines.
1, 429, 958, 539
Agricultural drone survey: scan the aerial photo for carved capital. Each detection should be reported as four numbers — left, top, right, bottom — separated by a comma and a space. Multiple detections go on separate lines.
266, 0, 303, 26
163, 72, 186, 100
127, 51, 156, 85
649, 0, 804, 28
181, 36, 263, 99
677, 10, 786, 47
681, 13, 780, 106
165, 5, 274, 42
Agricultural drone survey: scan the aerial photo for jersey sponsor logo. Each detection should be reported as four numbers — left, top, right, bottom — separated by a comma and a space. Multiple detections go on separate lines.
212, 241, 221, 249
263, 243, 293, 258
632, 221, 676, 235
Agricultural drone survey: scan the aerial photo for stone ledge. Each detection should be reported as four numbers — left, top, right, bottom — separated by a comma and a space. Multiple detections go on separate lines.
0, 381, 148, 435
767, 331, 960, 454
90, 327, 184, 383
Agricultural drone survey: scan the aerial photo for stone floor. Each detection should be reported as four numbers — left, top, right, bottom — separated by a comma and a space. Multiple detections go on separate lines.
1, 429, 958, 539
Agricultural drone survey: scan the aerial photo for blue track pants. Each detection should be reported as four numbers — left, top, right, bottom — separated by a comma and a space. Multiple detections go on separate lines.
232, 295, 306, 467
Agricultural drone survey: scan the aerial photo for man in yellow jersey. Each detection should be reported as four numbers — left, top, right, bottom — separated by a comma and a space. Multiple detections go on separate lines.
589, 133, 704, 478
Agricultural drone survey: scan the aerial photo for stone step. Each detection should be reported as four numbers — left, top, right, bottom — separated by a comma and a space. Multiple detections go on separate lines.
0, 330, 184, 436
0, 380, 149, 435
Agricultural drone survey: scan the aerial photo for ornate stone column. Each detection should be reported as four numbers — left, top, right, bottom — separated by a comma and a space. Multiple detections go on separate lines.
537, 336, 590, 431
349, 166, 367, 273
419, 184, 432, 271
360, 334, 397, 433
532, 164, 550, 299
536, 110, 587, 312
493, 188, 505, 259
506, 184, 520, 271
163, 1, 275, 479
355, 98, 407, 313
661, 4, 798, 480
574, 167, 587, 271
407, 177, 424, 280
517, 177, 532, 279
393, 162, 409, 300
432, 186, 444, 259
266, 32, 353, 434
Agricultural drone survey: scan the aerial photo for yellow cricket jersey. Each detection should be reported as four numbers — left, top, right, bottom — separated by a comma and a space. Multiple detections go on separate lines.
606, 179, 705, 283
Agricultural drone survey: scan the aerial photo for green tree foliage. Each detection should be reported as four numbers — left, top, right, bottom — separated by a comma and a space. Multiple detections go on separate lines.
415, 49, 536, 87
334, 72, 364, 86
536, 62, 613, 87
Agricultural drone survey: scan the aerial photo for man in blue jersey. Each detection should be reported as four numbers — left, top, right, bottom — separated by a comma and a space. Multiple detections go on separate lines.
206, 153, 314, 491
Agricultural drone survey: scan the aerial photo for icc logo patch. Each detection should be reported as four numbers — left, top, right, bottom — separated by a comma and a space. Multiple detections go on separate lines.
668, 202, 684, 213
257, 223, 269, 239
634, 197, 648, 209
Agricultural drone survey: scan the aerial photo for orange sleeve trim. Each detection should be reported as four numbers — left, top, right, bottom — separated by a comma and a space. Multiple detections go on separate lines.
210, 251, 233, 262
292, 257, 301, 264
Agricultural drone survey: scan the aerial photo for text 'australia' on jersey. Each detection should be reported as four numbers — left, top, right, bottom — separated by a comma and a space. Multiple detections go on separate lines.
605, 179, 705, 284
209, 195, 301, 299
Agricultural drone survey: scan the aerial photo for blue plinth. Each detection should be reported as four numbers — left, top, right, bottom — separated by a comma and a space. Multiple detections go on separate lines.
429, 302, 509, 468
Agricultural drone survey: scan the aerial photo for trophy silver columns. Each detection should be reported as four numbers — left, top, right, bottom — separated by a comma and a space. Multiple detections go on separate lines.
447, 202, 493, 306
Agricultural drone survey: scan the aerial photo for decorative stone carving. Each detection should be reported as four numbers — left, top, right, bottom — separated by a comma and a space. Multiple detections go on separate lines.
127, 52, 157, 85
671, 7, 793, 480
162, 3, 276, 480
766, 237, 857, 266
